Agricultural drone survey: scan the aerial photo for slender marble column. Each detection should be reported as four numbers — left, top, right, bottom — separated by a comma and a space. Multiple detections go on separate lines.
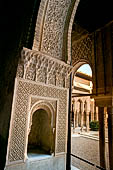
75, 101, 79, 127
73, 99, 76, 128
86, 99, 90, 132
81, 101, 84, 130
96, 106, 99, 121
73, 112, 76, 128
86, 112, 89, 132
75, 111, 79, 127
91, 99, 94, 121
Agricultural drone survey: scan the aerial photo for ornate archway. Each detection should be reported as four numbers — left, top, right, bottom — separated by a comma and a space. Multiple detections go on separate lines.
27, 101, 56, 155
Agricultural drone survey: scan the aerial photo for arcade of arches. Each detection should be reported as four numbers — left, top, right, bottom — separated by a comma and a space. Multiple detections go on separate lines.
71, 68, 108, 132
1, 0, 113, 170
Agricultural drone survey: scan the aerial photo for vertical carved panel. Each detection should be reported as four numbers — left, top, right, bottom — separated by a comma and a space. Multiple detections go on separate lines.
40, 0, 71, 60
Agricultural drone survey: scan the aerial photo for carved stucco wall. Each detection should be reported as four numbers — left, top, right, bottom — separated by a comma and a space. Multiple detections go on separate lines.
32, 0, 94, 72
33, 0, 80, 62
6, 78, 68, 165
72, 34, 93, 67
31, 0, 95, 84
17, 48, 72, 88
5, 0, 95, 168
6, 42, 71, 166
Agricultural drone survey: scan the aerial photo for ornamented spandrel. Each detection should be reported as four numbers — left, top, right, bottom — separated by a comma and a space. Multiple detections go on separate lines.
72, 35, 93, 66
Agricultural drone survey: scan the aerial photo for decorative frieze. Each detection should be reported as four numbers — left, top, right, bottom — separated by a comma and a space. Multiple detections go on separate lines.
17, 48, 72, 88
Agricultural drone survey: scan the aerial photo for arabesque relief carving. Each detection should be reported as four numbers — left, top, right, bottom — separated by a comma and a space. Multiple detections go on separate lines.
72, 35, 93, 66
6, 78, 68, 164
33, 0, 72, 60
28, 98, 57, 135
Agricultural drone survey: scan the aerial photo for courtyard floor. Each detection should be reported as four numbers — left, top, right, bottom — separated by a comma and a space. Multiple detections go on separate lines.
71, 127, 109, 170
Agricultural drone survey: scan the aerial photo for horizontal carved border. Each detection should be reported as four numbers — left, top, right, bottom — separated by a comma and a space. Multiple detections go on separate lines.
17, 48, 72, 88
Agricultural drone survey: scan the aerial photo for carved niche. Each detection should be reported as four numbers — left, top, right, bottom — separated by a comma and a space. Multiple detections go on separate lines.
6, 78, 69, 165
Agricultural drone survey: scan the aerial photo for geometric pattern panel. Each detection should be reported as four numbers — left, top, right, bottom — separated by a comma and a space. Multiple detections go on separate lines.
41, 0, 71, 60
7, 78, 68, 165
72, 34, 93, 66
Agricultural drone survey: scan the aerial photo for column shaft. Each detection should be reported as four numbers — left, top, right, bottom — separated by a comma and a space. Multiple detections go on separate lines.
107, 107, 113, 170
86, 112, 89, 132
91, 100, 94, 121
96, 106, 99, 121
98, 107, 106, 169
75, 111, 79, 127
81, 113, 84, 127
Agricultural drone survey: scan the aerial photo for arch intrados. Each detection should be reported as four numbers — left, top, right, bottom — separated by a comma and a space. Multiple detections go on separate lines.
72, 60, 92, 74
72, 60, 92, 83
67, 0, 80, 63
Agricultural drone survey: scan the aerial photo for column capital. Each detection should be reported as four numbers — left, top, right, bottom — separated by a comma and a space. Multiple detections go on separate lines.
86, 111, 90, 116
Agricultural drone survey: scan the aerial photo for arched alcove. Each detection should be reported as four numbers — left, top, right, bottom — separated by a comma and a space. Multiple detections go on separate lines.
27, 108, 53, 156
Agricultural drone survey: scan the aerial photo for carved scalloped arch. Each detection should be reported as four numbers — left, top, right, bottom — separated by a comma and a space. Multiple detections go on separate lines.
32, 0, 80, 62
29, 100, 55, 134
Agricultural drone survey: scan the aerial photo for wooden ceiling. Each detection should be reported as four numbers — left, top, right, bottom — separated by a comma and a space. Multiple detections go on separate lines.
74, 0, 113, 32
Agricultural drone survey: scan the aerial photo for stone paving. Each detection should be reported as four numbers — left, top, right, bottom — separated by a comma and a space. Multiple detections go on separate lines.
71, 165, 79, 170
71, 127, 109, 170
